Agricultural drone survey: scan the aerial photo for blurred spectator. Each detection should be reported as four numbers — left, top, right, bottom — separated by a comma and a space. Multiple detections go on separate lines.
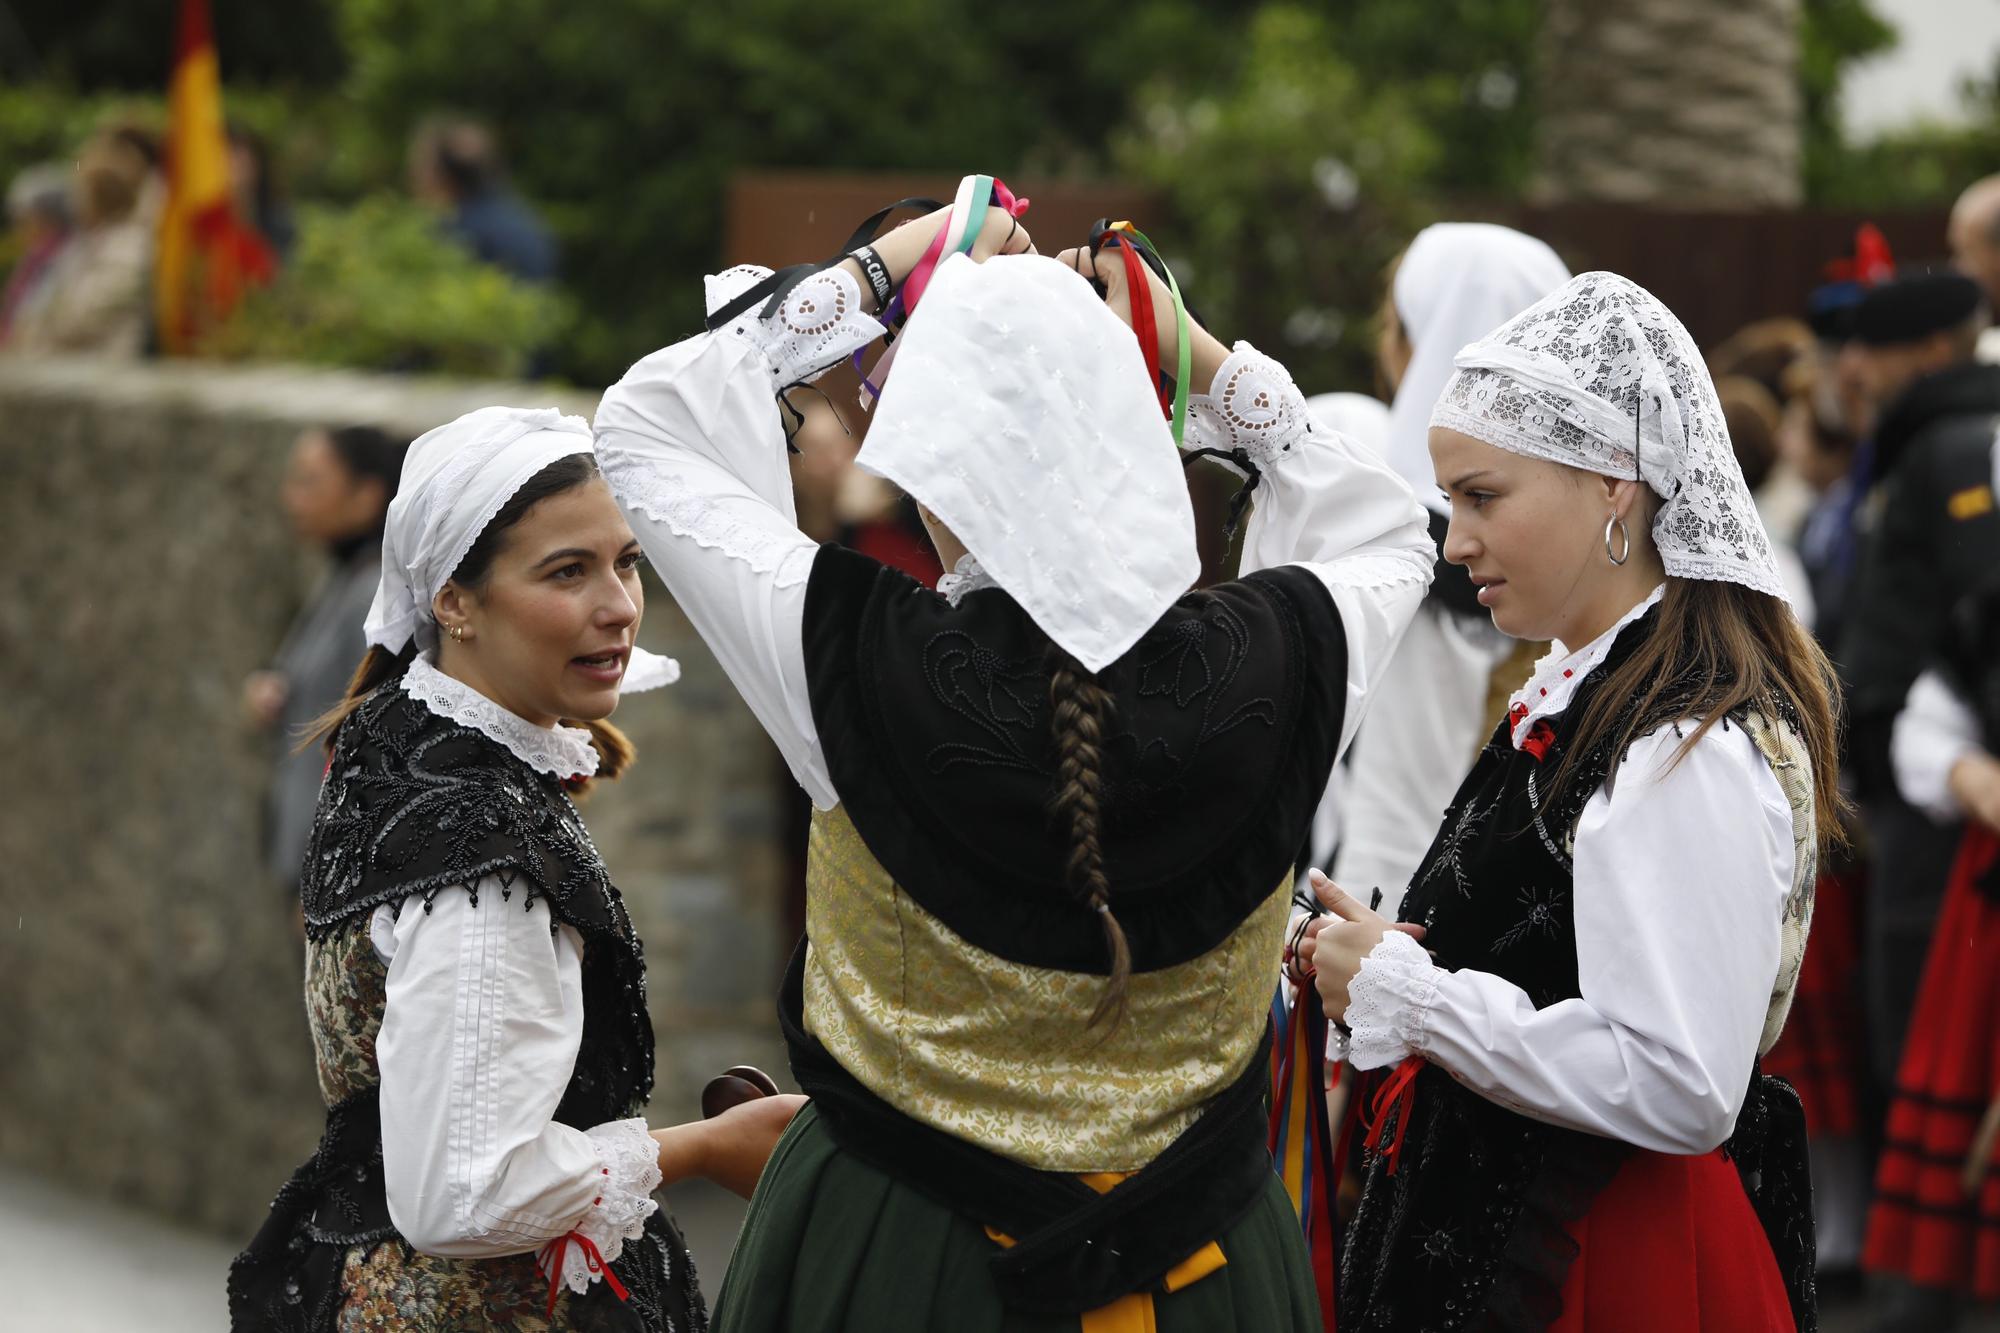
1840, 270, 2000, 1091
244, 425, 406, 899
1948, 173, 2000, 363
407, 117, 557, 282
1715, 372, 1815, 624
0, 164, 73, 345
1778, 356, 1863, 649
229, 123, 295, 260
1710, 315, 1814, 403
7, 133, 153, 357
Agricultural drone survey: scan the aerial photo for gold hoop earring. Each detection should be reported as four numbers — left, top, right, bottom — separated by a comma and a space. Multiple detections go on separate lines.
449, 624, 465, 643
1604, 514, 1631, 566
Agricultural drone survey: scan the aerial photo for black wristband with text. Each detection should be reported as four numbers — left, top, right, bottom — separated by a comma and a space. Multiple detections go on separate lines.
852, 244, 894, 307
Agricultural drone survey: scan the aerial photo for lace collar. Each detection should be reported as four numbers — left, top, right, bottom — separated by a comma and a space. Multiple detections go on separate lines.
936, 552, 998, 606
400, 654, 601, 779
1506, 584, 1665, 748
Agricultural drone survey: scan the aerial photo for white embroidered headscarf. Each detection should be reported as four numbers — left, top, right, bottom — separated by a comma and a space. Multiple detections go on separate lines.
365, 405, 680, 689
1432, 271, 1786, 599
857, 252, 1199, 672
1387, 223, 1571, 516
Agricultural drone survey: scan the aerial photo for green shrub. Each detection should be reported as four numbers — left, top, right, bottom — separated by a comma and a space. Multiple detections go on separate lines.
201, 195, 568, 379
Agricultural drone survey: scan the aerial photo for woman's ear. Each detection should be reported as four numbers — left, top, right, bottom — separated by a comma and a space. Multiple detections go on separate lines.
433, 581, 475, 637
1603, 475, 1642, 521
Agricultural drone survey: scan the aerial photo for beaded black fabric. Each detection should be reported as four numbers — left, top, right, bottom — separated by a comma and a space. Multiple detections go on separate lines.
801, 543, 1349, 974
1338, 607, 1817, 1331
228, 683, 706, 1332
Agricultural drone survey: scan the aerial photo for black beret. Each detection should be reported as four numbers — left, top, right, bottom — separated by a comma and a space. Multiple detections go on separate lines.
1852, 270, 1984, 346
1806, 281, 1864, 343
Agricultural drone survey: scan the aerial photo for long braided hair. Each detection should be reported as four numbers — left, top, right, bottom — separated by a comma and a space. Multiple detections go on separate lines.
1047, 646, 1131, 1029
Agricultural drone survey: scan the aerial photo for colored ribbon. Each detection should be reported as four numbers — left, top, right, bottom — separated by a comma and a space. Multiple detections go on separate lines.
1096, 221, 1192, 447
1363, 1055, 1425, 1177
538, 1231, 631, 1319
1269, 967, 1341, 1331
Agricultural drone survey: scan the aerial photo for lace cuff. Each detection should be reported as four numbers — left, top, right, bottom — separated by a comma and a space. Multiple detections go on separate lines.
545, 1118, 661, 1296
1344, 930, 1440, 1071
1183, 341, 1310, 471
705, 264, 886, 388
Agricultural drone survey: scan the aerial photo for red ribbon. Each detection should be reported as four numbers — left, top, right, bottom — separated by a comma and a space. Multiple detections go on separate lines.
1362, 1055, 1424, 1176
538, 1231, 630, 1319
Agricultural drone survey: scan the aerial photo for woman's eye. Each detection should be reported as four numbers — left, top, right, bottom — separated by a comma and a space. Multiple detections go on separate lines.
552, 562, 585, 580
617, 551, 646, 572
1467, 491, 1495, 509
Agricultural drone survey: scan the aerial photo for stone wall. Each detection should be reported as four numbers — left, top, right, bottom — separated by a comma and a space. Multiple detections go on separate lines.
0, 355, 789, 1241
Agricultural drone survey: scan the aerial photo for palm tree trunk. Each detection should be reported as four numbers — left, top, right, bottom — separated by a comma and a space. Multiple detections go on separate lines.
1536, 0, 1804, 206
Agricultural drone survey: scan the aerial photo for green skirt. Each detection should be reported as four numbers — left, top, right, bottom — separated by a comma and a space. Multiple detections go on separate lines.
712, 1105, 1320, 1333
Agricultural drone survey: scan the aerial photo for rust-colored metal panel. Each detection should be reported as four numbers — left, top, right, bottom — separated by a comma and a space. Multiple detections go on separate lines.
725, 170, 1165, 268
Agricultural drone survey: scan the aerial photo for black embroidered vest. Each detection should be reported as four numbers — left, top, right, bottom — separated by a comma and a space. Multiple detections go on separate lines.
787, 546, 1349, 1312
228, 684, 702, 1332
1338, 607, 1817, 1332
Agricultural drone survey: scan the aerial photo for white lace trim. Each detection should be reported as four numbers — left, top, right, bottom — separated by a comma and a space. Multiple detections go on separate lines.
705, 264, 886, 388
1344, 930, 1440, 1071
596, 448, 818, 589
400, 655, 601, 779
1433, 271, 1786, 601
936, 552, 997, 606
546, 1118, 662, 1296
1184, 341, 1309, 469
1505, 584, 1665, 747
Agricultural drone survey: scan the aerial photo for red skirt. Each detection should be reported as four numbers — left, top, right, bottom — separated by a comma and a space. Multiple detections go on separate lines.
1549, 1148, 1792, 1332
1862, 825, 2000, 1301
1762, 869, 1866, 1136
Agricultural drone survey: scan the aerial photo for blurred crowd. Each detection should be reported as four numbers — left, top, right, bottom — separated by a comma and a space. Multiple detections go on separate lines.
0, 115, 554, 358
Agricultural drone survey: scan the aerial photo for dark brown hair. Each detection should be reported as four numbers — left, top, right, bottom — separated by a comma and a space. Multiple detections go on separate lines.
306, 453, 634, 789
1047, 648, 1131, 1030
1545, 578, 1846, 851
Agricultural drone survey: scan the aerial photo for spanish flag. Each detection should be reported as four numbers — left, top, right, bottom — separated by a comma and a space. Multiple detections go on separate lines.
155, 0, 274, 353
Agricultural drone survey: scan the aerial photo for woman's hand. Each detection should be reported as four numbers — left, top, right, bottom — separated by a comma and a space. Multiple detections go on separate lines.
1053, 243, 1231, 394
242, 669, 287, 729
842, 200, 1035, 314
1301, 869, 1426, 1024
699, 1094, 809, 1199
1949, 750, 2000, 835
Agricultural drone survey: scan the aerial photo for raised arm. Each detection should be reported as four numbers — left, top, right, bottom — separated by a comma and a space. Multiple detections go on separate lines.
1054, 242, 1433, 754
595, 204, 1032, 809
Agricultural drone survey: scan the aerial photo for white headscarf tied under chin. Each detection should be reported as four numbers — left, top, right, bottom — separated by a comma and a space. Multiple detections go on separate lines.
365, 405, 680, 690
1432, 271, 1786, 600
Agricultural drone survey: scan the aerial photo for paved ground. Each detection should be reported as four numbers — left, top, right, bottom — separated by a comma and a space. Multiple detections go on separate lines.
5, 1161, 1997, 1331
0, 1164, 747, 1332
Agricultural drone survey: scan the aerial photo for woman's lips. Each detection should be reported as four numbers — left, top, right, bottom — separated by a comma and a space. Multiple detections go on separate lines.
1475, 579, 1506, 607
568, 648, 627, 684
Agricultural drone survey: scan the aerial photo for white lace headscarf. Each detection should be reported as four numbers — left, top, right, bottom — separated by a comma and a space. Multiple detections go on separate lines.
365, 405, 679, 689
1387, 223, 1571, 516
858, 252, 1198, 672
1431, 271, 1786, 599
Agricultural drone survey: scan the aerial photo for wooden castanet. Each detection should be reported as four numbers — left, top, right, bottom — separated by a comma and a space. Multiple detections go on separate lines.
700, 1064, 782, 1120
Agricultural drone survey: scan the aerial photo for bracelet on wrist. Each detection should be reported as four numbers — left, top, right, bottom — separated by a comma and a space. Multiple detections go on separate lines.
851, 244, 893, 308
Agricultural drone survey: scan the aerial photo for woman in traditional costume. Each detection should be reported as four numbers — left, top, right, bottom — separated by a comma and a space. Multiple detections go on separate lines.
1332, 223, 1571, 917
589, 182, 1433, 1330
229, 407, 800, 1332
1308, 272, 1843, 1331
1861, 574, 2000, 1327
